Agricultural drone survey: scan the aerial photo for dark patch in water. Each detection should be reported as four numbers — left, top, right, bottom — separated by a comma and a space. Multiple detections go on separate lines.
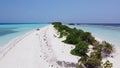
0, 27, 18, 30
0, 28, 18, 36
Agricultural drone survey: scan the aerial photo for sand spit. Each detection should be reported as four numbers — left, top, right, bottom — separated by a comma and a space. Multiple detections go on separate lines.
0, 25, 79, 68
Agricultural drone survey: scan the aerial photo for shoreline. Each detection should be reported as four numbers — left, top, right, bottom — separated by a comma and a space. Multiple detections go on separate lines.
95, 36, 120, 68
0, 30, 34, 60
0, 25, 79, 68
0, 25, 119, 68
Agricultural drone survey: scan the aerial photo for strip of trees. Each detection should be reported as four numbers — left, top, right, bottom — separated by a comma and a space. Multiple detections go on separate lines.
52, 22, 113, 68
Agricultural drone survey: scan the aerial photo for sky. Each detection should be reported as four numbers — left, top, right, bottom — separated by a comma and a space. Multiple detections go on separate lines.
0, 0, 120, 23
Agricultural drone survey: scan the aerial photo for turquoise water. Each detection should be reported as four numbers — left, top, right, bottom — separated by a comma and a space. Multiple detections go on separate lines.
71, 25, 120, 46
0, 23, 120, 48
0, 23, 49, 47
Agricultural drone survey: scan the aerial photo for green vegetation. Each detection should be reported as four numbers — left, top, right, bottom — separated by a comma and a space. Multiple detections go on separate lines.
102, 60, 113, 68
52, 22, 113, 68
52, 22, 96, 45
84, 57, 101, 68
71, 41, 88, 57
101, 41, 113, 57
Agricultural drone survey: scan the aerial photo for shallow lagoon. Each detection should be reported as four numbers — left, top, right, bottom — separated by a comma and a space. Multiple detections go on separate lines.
0, 23, 48, 46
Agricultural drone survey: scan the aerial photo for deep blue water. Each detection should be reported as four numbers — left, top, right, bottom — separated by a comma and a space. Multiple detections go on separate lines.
0, 27, 18, 36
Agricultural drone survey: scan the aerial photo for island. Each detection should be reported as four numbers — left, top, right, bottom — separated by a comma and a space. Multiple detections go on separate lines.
0, 22, 114, 68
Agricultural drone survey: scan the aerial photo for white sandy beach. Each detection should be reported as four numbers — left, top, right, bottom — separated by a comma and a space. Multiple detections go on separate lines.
95, 36, 120, 68
0, 25, 120, 68
0, 25, 79, 68
102, 45, 120, 68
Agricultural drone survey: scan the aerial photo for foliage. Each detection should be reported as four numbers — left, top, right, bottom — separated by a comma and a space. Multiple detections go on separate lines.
52, 22, 96, 45
82, 51, 102, 68
52, 22, 62, 25
101, 41, 113, 56
80, 32, 95, 45
92, 40, 100, 46
52, 22, 113, 68
90, 51, 102, 61
52, 22, 71, 38
102, 60, 113, 68
64, 33, 81, 44
71, 41, 88, 56
77, 64, 84, 68
84, 57, 101, 68
92, 40, 100, 50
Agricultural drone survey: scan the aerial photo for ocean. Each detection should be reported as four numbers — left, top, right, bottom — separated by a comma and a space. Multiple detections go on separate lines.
70, 24, 120, 47
0, 23, 48, 47
0, 23, 120, 48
